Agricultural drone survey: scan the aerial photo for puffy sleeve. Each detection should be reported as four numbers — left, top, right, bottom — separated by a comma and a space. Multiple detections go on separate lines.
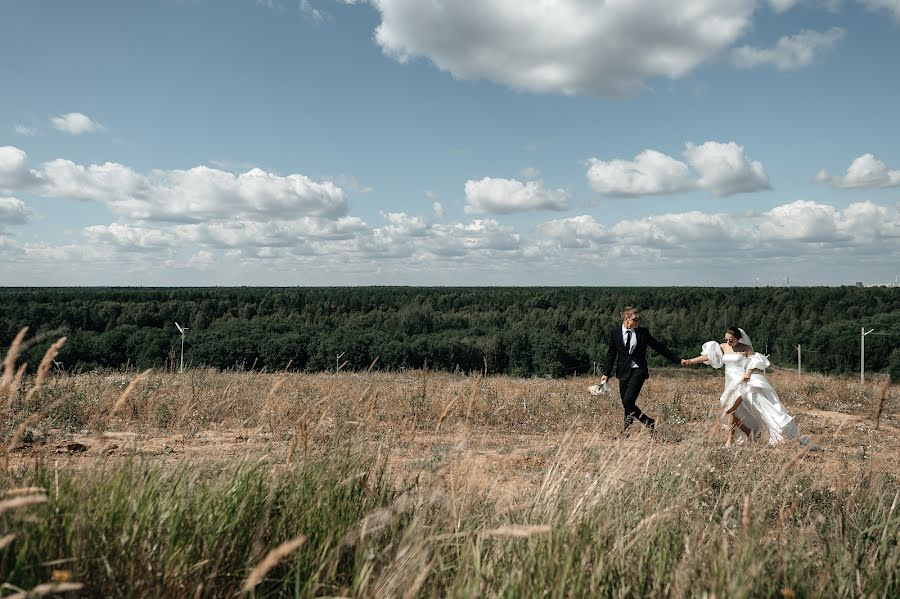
746, 352, 771, 371
701, 341, 724, 369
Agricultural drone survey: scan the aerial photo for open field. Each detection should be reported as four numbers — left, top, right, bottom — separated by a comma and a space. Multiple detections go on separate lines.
2, 366, 899, 597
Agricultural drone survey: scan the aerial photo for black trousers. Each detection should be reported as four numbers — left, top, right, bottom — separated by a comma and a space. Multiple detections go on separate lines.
619, 369, 652, 429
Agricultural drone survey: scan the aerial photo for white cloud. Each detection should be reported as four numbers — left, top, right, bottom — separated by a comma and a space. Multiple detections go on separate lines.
367, 0, 757, 97
840, 200, 900, 239
0, 232, 17, 252
542, 201, 899, 258
816, 153, 900, 189
33, 160, 348, 222
50, 112, 103, 135
188, 250, 216, 269
300, 0, 326, 22
0, 146, 34, 190
365, 215, 522, 259
586, 142, 769, 198
182, 217, 368, 248
81, 217, 370, 255
464, 177, 570, 214
17, 241, 112, 264
75, 212, 524, 265
768, 0, 800, 12
380, 211, 430, 237
69, 199, 898, 268
1, 148, 352, 231
731, 27, 846, 71
758, 201, 847, 242
861, 0, 900, 21
540, 215, 611, 248
527, 201, 900, 283
610, 211, 738, 249
13, 125, 37, 137
520, 166, 541, 180
3, 199, 897, 285
683, 141, 771, 197
759, 199, 900, 242
84, 223, 178, 251
330, 174, 373, 193
0, 197, 32, 225
38, 159, 145, 203
224, 244, 317, 261
424, 191, 445, 220
208, 159, 260, 172
586, 150, 694, 197
426, 220, 521, 255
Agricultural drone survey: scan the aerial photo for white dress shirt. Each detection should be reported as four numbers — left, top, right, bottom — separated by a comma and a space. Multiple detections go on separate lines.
622, 324, 639, 368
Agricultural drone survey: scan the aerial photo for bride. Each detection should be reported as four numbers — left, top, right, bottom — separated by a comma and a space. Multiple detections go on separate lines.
682, 326, 798, 447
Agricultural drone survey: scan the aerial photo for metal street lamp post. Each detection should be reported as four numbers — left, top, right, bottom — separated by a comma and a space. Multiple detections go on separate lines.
175, 322, 189, 374
860, 327, 875, 384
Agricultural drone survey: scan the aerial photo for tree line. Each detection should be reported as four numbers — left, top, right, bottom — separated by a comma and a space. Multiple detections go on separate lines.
1, 286, 897, 378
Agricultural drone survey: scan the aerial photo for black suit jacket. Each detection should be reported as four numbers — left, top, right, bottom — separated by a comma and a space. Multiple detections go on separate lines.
603, 324, 679, 381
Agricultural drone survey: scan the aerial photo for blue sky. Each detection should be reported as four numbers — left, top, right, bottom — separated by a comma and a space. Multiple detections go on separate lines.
1, 0, 899, 286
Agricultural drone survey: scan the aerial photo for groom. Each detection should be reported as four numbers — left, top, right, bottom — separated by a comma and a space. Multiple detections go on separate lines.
600, 306, 681, 434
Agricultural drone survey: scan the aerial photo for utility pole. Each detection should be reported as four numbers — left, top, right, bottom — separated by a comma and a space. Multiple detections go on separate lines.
861, 327, 875, 384
796, 344, 801, 375
175, 322, 189, 374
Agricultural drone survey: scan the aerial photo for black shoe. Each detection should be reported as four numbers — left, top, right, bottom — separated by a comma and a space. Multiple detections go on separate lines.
645, 418, 656, 436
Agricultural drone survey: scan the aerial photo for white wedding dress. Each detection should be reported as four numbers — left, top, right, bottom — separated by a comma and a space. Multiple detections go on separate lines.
701, 341, 798, 445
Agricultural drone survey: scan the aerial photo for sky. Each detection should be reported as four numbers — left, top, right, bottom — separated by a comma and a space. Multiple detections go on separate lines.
1, 0, 899, 286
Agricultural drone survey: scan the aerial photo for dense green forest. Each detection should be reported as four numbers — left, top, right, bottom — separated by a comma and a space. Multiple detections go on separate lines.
1, 287, 898, 378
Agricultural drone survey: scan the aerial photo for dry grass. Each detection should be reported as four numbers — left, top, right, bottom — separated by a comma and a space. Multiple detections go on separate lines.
1, 364, 897, 525
0, 494, 48, 515
2, 341, 900, 597
876, 375, 891, 429
4, 582, 84, 599
1, 327, 28, 407
242, 535, 307, 593
3, 364, 899, 496
4, 365, 896, 443
22, 336, 66, 408
106, 367, 152, 420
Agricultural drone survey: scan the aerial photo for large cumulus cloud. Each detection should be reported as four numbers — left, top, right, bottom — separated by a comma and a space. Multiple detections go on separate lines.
816, 153, 900, 189
586, 141, 770, 198
1, 146, 348, 222
464, 177, 570, 214
368, 0, 758, 96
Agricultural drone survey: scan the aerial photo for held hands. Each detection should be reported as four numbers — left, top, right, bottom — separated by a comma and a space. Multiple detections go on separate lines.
599, 375, 608, 385
682, 355, 710, 367
742, 370, 752, 381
